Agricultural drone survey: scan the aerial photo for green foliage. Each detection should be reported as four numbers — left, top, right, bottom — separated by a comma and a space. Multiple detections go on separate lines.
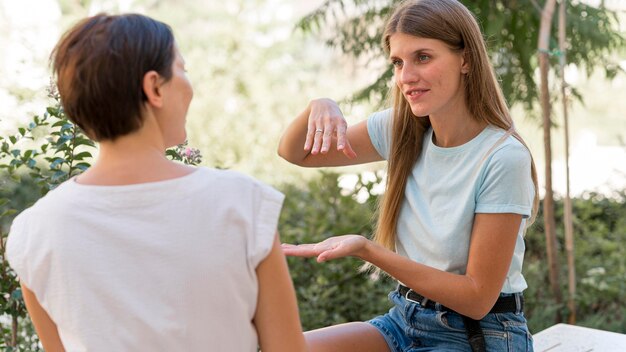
0, 86, 201, 349
523, 192, 626, 333
278, 171, 395, 330
297, 0, 625, 110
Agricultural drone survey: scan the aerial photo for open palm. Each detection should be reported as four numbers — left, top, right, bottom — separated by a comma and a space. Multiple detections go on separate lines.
281, 235, 368, 262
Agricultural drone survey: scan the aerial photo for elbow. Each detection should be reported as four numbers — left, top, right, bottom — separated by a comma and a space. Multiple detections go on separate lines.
277, 144, 305, 167
463, 295, 500, 320
465, 307, 489, 321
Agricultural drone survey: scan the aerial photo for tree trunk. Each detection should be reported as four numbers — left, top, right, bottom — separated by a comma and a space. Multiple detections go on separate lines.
11, 314, 18, 347
559, 0, 576, 324
538, 0, 563, 322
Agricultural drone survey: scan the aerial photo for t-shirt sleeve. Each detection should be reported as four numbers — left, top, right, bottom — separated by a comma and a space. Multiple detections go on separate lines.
475, 143, 534, 218
366, 108, 393, 160
247, 181, 285, 269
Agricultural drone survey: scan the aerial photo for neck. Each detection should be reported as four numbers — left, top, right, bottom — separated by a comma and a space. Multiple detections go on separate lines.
76, 116, 192, 185
429, 103, 486, 148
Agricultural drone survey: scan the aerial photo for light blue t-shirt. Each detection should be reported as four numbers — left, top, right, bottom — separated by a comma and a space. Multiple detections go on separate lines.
367, 109, 534, 293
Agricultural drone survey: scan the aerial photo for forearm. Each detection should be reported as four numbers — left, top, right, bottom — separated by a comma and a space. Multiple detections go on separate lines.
277, 104, 312, 166
359, 241, 499, 319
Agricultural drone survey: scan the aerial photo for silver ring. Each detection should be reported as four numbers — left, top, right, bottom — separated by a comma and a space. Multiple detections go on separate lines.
315, 129, 323, 133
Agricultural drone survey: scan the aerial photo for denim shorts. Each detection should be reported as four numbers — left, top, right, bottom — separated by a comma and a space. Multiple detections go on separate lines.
368, 290, 534, 352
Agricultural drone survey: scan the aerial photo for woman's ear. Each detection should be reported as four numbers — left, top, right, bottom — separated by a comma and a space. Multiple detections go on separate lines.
142, 71, 163, 108
461, 51, 470, 74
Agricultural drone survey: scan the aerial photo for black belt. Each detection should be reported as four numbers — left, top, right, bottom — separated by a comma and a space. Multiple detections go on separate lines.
397, 284, 523, 314
397, 284, 524, 352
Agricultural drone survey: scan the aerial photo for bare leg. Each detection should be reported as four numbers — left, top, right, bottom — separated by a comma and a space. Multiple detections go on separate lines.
305, 322, 390, 352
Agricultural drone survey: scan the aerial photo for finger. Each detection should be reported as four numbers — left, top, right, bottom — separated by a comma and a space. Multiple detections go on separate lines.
304, 121, 316, 151
281, 244, 322, 257
320, 126, 334, 154
335, 122, 348, 151
342, 140, 358, 159
311, 126, 323, 155
317, 246, 346, 262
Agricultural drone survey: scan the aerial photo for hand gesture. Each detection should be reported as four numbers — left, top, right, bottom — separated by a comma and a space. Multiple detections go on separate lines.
281, 235, 368, 262
304, 98, 357, 158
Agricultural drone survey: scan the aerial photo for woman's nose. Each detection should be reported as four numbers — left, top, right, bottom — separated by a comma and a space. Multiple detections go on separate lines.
399, 64, 419, 85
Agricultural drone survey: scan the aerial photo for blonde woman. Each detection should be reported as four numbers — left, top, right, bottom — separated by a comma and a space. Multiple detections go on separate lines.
278, 0, 537, 351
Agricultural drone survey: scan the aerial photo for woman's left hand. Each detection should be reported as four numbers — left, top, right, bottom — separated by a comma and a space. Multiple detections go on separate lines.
281, 235, 369, 262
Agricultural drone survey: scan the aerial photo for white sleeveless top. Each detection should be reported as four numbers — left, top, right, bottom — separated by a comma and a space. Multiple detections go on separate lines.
7, 167, 283, 351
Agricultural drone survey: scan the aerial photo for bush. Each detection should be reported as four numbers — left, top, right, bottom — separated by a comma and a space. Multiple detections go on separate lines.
278, 172, 395, 330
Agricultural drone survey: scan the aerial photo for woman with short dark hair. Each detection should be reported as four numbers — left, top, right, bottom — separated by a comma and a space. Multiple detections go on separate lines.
7, 13, 307, 352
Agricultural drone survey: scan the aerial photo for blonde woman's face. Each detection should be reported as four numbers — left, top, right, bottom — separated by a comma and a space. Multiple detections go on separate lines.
389, 33, 468, 119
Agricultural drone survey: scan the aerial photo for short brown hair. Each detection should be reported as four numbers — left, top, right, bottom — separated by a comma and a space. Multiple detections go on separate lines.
51, 13, 175, 141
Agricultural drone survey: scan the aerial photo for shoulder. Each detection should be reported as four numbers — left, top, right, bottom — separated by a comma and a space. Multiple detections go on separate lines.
367, 108, 393, 126
491, 135, 531, 167
481, 128, 531, 165
196, 167, 284, 202
369, 108, 393, 119
6, 178, 79, 245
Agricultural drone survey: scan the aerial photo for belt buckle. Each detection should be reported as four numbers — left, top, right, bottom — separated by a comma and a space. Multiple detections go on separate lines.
404, 288, 429, 307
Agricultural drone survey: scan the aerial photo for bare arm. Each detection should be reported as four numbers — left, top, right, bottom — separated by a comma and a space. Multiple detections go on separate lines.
255, 232, 308, 352
277, 98, 382, 167
282, 213, 522, 320
21, 283, 65, 352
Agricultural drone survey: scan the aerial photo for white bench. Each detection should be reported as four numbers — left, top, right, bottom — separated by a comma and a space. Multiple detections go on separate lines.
533, 323, 626, 351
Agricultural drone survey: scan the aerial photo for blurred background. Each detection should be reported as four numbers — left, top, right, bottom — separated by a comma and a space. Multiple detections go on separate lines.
1, 0, 624, 193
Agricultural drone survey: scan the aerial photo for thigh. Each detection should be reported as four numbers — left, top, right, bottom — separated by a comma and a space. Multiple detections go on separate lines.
305, 322, 391, 352
482, 312, 534, 352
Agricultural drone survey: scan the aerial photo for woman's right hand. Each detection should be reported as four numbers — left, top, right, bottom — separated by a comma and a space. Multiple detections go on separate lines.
304, 98, 357, 159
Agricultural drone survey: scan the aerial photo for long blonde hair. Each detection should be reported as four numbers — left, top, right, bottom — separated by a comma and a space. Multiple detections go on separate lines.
373, 0, 539, 251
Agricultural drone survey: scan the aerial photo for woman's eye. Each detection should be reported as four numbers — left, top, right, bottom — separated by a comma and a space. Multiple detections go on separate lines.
418, 55, 430, 63
391, 59, 403, 68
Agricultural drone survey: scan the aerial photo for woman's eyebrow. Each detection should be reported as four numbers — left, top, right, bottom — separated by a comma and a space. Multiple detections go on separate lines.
389, 48, 435, 59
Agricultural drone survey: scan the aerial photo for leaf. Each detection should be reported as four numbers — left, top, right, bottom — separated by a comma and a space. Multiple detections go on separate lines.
47, 106, 60, 116
0, 209, 17, 217
49, 157, 64, 169
50, 170, 67, 183
60, 123, 74, 132
73, 136, 96, 148
10, 288, 22, 300
74, 162, 91, 171
55, 135, 71, 146
73, 151, 93, 161
51, 119, 66, 128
